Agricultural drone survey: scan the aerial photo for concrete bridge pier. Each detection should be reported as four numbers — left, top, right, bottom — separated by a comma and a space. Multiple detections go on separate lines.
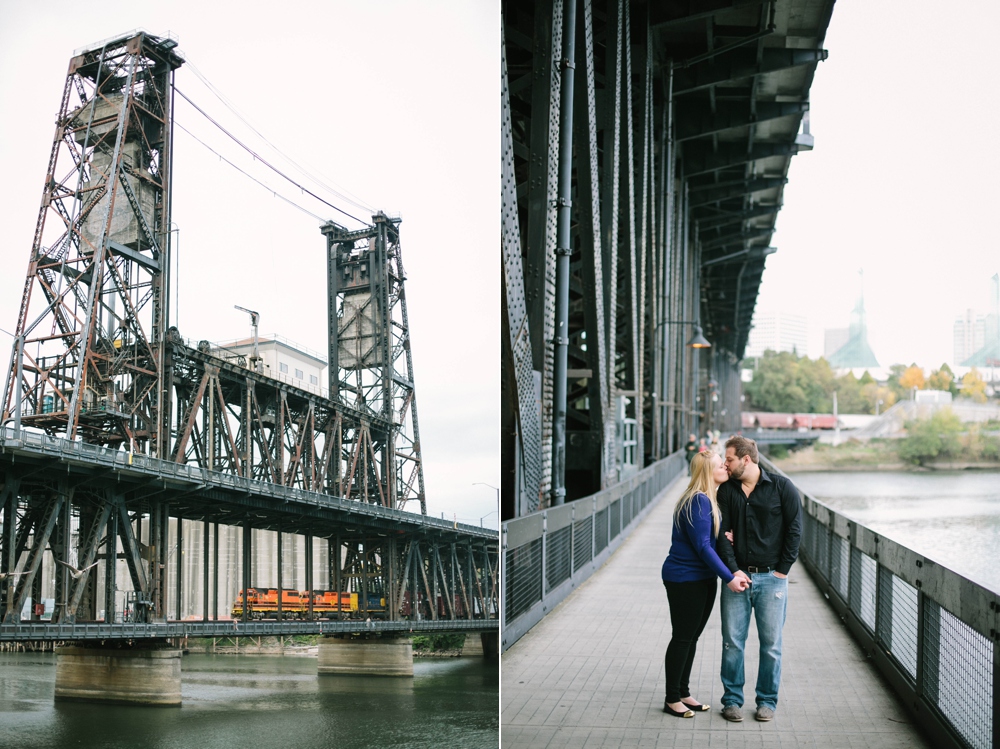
54, 640, 182, 706
317, 634, 413, 677
462, 632, 499, 658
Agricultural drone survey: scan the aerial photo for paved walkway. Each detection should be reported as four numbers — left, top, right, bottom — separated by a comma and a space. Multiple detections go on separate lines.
501, 477, 932, 749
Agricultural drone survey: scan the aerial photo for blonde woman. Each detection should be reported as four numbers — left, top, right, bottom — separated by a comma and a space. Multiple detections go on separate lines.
660, 451, 750, 718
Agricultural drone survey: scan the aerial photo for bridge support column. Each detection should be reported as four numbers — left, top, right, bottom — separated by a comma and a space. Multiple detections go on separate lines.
318, 635, 413, 677
54, 641, 182, 706
462, 632, 484, 656
462, 632, 498, 658
481, 631, 498, 658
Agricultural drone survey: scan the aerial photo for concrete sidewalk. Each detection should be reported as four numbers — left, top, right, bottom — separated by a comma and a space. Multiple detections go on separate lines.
501, 477, 932, 748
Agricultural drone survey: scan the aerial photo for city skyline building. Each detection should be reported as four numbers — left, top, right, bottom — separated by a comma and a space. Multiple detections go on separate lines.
961, 274, 1000, 369
954, 309, 986, 367
745, 311, 809, 358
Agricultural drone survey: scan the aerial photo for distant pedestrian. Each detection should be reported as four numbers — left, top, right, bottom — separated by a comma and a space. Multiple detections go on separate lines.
660, 451, 750, 719
684, 434, 698, 472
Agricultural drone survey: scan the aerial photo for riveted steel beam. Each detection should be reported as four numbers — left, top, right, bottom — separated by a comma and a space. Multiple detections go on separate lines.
676, 100, 808, 141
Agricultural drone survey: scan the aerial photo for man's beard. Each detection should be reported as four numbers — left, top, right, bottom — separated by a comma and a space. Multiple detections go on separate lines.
728, 461, 745, 481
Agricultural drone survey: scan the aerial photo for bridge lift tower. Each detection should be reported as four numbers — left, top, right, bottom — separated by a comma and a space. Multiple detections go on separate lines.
0, 30, 434, 626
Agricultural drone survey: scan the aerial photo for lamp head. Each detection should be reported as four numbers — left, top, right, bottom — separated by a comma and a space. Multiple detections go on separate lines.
687, 325, 711, 349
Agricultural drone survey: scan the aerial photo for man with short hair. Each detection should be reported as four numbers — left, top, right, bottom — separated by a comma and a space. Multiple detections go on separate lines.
715, 436, 801, 723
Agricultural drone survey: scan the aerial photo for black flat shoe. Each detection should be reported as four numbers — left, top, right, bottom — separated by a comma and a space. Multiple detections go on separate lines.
681, 701, 710, 712
663, 702, 695, 718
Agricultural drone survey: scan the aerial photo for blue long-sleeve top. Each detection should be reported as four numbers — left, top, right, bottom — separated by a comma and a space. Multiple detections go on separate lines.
661, 492, 734, 583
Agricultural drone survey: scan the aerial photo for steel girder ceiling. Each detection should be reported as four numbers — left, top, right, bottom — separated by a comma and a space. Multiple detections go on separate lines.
656, 0, 834, 358
501, 0, 834, 513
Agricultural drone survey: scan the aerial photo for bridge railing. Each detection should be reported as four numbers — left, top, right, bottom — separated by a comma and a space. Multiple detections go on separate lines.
762, 457, 999, 749
501, 451, 687, 651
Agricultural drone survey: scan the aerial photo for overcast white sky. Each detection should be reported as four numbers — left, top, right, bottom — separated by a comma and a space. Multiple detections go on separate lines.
755, 1, 1000, 371
0, 1, 499, 528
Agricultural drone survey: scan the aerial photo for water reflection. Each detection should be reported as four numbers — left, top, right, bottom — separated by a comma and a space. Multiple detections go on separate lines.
0, 652, 498, 749
792, 470, 1000, 593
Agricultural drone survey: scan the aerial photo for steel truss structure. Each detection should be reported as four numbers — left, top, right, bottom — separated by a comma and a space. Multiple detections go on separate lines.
0, 31, 485, 631
502, 0, 834, 517
0, 418, 495, 627
2, 32, 182, 454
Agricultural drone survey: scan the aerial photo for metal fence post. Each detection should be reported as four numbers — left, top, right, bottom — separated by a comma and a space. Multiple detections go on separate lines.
920, 596, 940, 708
500, 526, 508, 628
591, 496, 597, 562
541, 511, 548, 596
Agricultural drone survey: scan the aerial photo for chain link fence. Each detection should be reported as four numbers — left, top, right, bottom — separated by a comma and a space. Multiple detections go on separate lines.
762, 457, 999, 749
501, 451, 687, 651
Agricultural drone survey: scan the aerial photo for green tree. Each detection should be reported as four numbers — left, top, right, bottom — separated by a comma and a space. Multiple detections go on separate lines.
861, 382, 896, 414
833, 371, 867, 413
797, 356, 836, 412
886, 364, 909, 402
897, 409, 962, 465
928, 363, 957, 396
960, 368, 988, 403
963, 423, 1000, 461
744, 350, 809, 412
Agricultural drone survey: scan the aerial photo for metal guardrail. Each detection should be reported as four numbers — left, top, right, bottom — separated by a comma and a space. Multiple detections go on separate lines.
501, 451, 687, 652
0, 426, 495, 540
762, 456, 1000, 749
0, 618, 497, 642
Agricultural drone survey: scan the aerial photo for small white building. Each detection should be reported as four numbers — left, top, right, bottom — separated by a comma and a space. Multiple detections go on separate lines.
915, 389, 952, 405
216, 336, 327, 395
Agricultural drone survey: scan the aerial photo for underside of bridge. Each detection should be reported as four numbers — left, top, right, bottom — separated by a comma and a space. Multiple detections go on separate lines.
502, 0, 835, 516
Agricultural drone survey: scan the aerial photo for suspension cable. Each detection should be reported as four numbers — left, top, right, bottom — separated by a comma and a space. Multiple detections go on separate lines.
174, 87, 367, 225
175, 121, 328, 223
183, 59, 376, 216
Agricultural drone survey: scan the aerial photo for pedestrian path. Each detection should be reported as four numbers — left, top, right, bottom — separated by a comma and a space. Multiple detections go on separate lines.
501, 477, 932, 748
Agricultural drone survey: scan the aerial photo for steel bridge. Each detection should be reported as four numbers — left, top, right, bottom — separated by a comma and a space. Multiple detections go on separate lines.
500, 5, 1000, 747
502, 0, 831, 517
0, 30, 498, 647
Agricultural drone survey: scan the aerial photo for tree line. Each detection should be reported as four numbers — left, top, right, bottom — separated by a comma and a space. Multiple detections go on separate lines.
743, 350, 991, 414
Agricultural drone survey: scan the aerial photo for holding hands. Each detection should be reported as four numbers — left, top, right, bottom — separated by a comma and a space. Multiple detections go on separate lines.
727, 571, 751, 592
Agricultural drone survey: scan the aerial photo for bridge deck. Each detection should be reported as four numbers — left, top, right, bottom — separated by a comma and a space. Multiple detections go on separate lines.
501, 479, 932, 748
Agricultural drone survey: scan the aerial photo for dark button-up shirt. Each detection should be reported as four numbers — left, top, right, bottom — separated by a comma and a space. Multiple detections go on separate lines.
715, 468, 802, 575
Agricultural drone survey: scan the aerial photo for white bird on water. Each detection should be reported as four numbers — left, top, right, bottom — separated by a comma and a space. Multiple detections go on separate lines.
56, 560, 99, 580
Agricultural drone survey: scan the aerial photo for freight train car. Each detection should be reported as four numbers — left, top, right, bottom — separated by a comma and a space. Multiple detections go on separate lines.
231, 588, 387, 619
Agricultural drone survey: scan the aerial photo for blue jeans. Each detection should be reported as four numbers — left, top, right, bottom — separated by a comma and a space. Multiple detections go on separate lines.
720, 571, 788, 710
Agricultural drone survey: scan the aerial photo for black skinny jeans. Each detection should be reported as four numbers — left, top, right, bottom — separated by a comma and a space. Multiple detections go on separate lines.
663, 578, 718, 702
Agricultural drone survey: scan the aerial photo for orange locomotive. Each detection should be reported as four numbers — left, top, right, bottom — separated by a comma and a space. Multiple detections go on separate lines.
231, 588, 359, 620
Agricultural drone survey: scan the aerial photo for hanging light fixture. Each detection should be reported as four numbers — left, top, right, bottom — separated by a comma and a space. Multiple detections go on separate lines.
686, 324, 711, 349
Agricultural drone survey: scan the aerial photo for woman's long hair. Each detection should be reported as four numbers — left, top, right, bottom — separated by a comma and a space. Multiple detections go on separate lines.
673, 451, 721, 537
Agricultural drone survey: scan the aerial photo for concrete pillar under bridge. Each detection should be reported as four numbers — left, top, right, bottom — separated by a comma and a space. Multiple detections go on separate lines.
318, 634, 414, 677
462, 632, 498, 658
54, 640, 182, 706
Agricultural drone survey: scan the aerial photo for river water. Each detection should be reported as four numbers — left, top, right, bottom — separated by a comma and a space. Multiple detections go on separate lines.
0, 652, 498, 749
789, 470, 1000, 594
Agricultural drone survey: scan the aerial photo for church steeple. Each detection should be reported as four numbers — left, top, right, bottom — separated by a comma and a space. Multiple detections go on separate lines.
828, 268, 880, 369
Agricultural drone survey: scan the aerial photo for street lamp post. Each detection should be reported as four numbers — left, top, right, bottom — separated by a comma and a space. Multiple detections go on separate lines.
656, 320, 712, 458
472, 483, 499, 527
